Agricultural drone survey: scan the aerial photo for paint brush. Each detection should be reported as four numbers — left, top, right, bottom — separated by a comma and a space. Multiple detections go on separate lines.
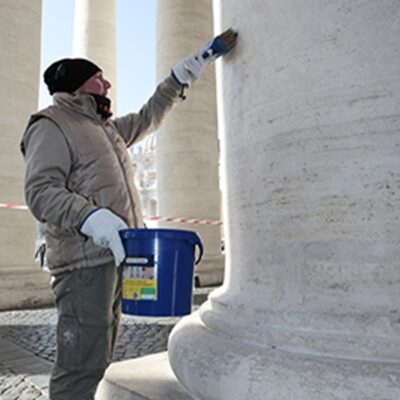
202, 28, 238, 60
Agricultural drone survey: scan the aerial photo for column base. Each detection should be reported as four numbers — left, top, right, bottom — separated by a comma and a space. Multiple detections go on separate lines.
194, 254, 224, 287
169, 309, 400, 400
0, 265, 53, 311
95, 352, 194, 400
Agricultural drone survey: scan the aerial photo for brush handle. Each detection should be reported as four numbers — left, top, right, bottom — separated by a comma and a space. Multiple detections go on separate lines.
201, 29, 238, 61
201, 37, 229, 60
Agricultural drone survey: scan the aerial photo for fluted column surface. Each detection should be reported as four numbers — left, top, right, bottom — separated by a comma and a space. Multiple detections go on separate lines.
169, 1, 400, 398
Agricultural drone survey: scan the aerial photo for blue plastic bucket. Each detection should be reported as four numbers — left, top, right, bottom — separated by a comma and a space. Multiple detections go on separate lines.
119, 228, 203, 317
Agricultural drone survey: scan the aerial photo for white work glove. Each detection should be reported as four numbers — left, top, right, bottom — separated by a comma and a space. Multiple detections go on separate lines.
80, 208, 128, 266
171, 28, 238, 85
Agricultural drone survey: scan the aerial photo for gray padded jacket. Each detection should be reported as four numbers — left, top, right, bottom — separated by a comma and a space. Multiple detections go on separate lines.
21, 75, 184, 276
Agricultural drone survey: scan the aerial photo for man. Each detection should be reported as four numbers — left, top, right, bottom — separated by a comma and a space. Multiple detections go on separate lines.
21, 30, 237, 400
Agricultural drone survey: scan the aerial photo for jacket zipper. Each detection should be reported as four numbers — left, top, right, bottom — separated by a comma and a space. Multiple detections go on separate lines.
101, 123, 138, 227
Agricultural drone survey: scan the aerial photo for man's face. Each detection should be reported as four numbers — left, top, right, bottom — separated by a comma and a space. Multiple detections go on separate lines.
75, 71, 111, 96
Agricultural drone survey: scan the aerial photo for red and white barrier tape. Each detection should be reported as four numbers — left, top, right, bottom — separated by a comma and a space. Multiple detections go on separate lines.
145, 216, 223, 226
0, 203, 28, 210
0, 202, 223, 226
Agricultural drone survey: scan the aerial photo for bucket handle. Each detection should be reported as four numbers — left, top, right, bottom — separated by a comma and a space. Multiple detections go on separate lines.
193, 235, 204, 265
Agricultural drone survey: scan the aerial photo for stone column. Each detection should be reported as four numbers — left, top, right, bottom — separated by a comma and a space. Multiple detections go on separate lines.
73, 0, 117, 106
156, 0, 224, 286
0, 0, 53, 310
169, 1, 400, 398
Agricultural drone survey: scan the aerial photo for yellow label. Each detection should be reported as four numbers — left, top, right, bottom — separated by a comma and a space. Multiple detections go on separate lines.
123, 278, 158, 301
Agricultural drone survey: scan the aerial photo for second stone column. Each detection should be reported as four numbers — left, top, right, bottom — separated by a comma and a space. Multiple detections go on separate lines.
156, 0, 224, 286
73, 0, 117, 106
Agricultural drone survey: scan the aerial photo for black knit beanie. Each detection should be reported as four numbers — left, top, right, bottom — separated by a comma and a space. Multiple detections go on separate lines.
44, 58, 102, 95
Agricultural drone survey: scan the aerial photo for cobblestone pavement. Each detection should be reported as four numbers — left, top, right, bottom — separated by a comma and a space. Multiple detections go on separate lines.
0, 307, 187, 400
0, 361, 47, 400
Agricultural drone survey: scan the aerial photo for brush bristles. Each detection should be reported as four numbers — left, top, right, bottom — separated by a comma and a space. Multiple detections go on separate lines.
218, 28, 238, 50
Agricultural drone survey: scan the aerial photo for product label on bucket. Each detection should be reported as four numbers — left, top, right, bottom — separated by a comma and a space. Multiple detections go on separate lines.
122, 256, 157, 301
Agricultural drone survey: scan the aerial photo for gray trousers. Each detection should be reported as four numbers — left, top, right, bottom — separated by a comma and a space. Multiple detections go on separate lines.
49, 262, 121, 400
